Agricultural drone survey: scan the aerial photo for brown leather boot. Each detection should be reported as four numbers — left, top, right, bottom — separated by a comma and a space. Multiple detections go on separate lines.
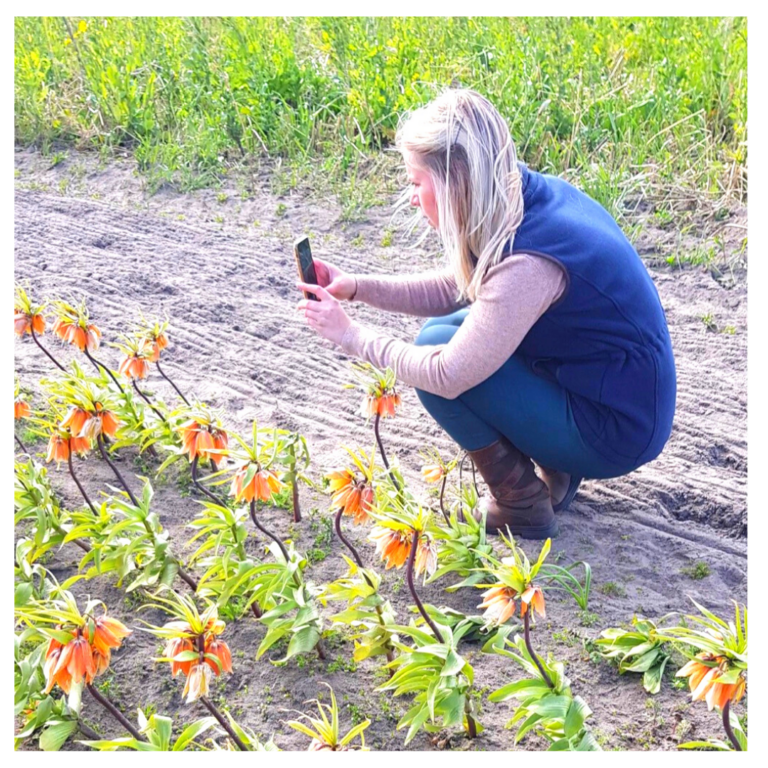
468, 436, 559, 539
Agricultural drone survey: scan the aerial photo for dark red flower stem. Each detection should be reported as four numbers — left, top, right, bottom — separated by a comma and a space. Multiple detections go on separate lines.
131, 379, 166, 421
97, 436, 196, 590
177, 567, 199, 592
191, 455, 228, 506
333, 508, 395, 668
523, 609, 554, 689
68, 447, 98, 515
250, 601, 263, 619
155, 361, 190, 406
374, 413, 401, 493
333, 508, 365, 568
438, 475, 449, 524
465, 698, 478, 739
406, 529, 444, 642
83, 348, 125, 394
30, 327, 65, 371
97, 433, 138, 506
200, 696, 249, 751
15, 435, 31, 455
86, 683, 145, 741
249, 499, 288, 561
292, 476, 301, 523
723, 700, 742, 751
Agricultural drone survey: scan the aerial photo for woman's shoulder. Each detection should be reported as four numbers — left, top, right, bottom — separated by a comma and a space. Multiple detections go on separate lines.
482, 252, 567, 303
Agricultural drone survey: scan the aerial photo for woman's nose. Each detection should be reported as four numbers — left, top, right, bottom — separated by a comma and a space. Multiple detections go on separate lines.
410, 193, 419, 207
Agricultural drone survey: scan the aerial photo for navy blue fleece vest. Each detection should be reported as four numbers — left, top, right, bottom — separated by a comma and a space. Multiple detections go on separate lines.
509, 164, 676, 466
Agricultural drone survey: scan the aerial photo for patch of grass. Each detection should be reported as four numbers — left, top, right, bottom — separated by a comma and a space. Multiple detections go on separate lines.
599, 582, 627, 598
579, 609, 600, 627
351, 233, 364, 247
380, 228, 393, 247
275, 202, 287, 217
14, 18, 745, 214
680, 560, 711, 580
700, 312, 717, 331
216, 192, 228, 203
328, 655, 357, 673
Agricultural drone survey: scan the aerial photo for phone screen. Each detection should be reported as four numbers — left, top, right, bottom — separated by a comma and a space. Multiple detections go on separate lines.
294, 237, 318, 301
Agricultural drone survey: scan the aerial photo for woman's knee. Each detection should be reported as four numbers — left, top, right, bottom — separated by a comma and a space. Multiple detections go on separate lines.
415, 322, 459, 347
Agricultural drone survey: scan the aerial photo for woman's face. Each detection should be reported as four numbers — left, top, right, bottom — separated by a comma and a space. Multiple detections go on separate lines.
404, 152, 438, 228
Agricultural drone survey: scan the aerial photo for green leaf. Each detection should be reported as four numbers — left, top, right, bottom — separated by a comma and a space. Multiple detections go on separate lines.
173, 717, 217, 751
284, 626, 320, 660
40, 720, 78, 751
564, 696, 592, 738
15, 582, 34, 607
441, 649, 465, 677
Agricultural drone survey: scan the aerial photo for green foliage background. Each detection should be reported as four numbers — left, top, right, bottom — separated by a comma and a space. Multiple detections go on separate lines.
15, 17, 747, 211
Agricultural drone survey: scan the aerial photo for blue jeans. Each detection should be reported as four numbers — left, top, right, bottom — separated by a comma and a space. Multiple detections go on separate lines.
414, 310, 635, 480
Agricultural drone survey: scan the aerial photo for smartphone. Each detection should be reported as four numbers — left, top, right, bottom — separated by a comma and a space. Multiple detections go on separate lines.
294, 236, 319, 301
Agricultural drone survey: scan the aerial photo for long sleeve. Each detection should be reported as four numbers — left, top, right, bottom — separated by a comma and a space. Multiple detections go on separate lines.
340, 255, 567, 399
352, 267, 467, 317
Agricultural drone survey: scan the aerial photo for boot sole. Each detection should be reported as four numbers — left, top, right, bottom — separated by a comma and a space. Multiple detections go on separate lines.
487, 518, 560, 540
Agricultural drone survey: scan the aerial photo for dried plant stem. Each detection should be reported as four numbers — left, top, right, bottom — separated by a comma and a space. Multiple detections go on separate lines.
83, 348, 125, 394
97, 433, 139, 506
374, 412, 401, 493
249, 499, 288, 561
406, 529, 444, 642
155, 361, 190, 406
722, 700, 742, 751
86, 683, 144, 741
199, 697, 249, 751
131, 379, 165, 421
30, 327, 66, 371
191, 455, 228, 506
523, 610, 554, 689
15, 435, 31, 455
67, 448, 98, 515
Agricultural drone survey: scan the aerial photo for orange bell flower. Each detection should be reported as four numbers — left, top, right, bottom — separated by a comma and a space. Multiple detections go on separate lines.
369, 527, 412, 569
361, 391, 401, 419
479, 586, 518, 625
421, 464, 444, 483
52, 318, 101, 352
46, 434, 70, 464
179, 420, 214, 462
118, 354, 150, 380
14, 310, 45, 337
90, 615, 131, 656
519, 585, 546, 619
204, 638, 233, 675
230, 463, 283, 503
43, 638, 72, 694
14, 399, 31, 419
53, 635, 96, 687
414, 536, 438, 577
165, 636, 196, 678
60, 406, 89, 436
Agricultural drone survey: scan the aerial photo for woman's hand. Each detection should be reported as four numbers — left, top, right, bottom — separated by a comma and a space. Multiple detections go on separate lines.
313, 257, 357, 301
296, 282, 352, 345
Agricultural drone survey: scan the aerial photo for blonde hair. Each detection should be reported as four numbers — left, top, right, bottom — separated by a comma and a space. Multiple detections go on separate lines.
395, 89, 524, 302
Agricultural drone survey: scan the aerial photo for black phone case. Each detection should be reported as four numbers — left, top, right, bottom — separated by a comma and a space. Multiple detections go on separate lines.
294, 237, 318, 301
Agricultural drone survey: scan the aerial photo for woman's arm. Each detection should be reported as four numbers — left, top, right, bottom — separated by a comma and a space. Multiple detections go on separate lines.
352, 267, 467, 317
341, 255, 566, 398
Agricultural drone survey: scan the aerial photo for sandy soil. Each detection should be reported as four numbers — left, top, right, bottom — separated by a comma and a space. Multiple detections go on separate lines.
14, 148, 747, 751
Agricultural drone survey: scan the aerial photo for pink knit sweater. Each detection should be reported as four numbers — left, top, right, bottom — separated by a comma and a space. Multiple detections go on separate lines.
340, 254, 567, 399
